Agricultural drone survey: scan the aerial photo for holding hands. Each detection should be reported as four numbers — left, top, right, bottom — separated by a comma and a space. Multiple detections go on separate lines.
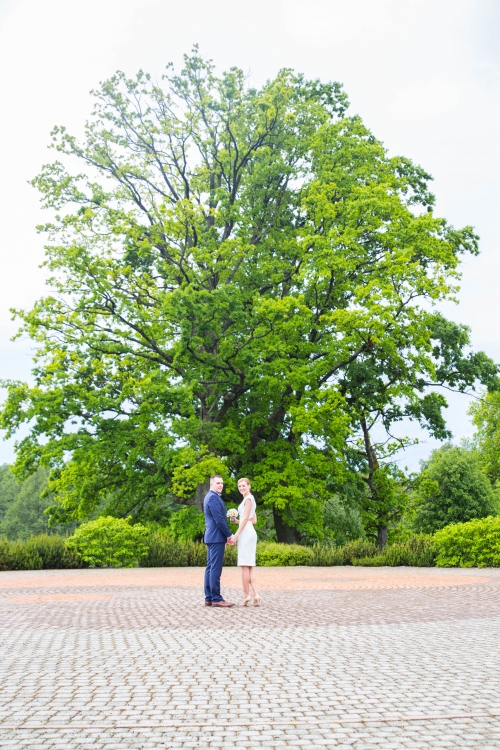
227, 508, 239, 545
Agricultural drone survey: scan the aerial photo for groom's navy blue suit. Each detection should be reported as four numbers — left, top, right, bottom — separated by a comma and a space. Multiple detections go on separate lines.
203, 489, 232, 603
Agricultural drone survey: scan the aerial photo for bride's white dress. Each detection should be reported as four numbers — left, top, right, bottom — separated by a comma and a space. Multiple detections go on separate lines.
237, 494, 257, 566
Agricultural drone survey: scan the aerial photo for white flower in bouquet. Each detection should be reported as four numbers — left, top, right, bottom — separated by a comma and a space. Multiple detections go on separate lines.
227, 508, 238, 520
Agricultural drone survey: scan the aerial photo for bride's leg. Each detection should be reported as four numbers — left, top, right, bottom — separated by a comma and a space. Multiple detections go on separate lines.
249, 566, 258, 597
241, 566, 250, 598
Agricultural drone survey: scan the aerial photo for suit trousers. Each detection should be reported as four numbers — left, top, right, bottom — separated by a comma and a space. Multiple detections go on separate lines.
204, 543, 226, 602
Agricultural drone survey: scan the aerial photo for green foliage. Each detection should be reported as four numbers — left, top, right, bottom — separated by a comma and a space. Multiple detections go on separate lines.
0, 464, 18, 521
0, 465, 77, 540
360, 463, 410, 549
140, 530, 237, 567
413, 445, 498, 534
0, 466, 51, 539
141, 529, 189, 566
256, 542, 314, 566
3, 528, 499, 570
66, 516, 148, 568
1, 49, 495, 544
469, 391, 500, 486
167, 506, 205, 542
309, 544, 346, 566
0, 534, 83, 571
308, 537, 376, 565
223, 543, 238, 567
352, 554, 387, 567
248, 506, 277, 542
321, 495, 365, 546
25, 534, 82, 569
352, 534, 437, 567
340, 310, 499, 549
0, 539, 42, 571
434, 516, 500, 568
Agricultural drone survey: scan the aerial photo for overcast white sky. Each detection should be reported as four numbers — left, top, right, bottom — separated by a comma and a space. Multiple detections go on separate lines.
0, 0, 499, 468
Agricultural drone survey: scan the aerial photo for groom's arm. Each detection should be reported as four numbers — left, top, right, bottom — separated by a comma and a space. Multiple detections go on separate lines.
207, 494, 233, 538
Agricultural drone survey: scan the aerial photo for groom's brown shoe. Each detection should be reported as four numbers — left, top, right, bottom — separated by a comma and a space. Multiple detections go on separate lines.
211, 600, 235, 608
205, 601, 212, 606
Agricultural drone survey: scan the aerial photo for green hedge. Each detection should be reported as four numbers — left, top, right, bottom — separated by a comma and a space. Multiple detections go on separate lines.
0, 534, 82, 571
140, 530, 237, 567
434, 516, 500, 568
256, 542, 314, 566
352, 534, 437, 567
1, 523, 499, 570
311, 538, 377, 565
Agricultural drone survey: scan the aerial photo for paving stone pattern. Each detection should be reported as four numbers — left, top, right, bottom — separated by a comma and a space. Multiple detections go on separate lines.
1, 565, 500, 748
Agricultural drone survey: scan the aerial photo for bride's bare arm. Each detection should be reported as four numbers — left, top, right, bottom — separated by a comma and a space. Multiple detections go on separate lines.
234, 498, 252, 540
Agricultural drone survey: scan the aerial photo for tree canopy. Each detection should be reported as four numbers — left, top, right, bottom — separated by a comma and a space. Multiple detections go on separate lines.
413, 445, 498, 533
1, 50, 497, 542
469, 391, 500, 487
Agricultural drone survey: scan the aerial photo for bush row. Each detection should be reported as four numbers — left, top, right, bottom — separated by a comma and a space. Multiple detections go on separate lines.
352, 534, 437, 567
0, 531, 379, 570
0, 534, 83, 571
141, 534, 379, 567
1, 516, 499, 570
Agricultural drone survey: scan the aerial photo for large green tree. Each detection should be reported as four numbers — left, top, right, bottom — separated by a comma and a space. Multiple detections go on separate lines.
413, 445, 498, 533
1, 51, 495, 540
0, 466, 50, 539
0, 464, 19, 522
341, 315, 498, 548
469, 391, 500, 486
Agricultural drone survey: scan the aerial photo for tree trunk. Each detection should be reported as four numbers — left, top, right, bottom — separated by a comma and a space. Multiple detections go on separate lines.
193, 481, 210, 512
360, 416, 388, 551
273, 507, 300, 544
377, 524, 388, 551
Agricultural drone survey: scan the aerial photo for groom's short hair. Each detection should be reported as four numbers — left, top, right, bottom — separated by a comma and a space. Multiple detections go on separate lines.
210, 474, 223, 481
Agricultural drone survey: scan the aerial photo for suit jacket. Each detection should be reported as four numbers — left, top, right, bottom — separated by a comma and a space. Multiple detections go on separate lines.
203, 489, 232, 544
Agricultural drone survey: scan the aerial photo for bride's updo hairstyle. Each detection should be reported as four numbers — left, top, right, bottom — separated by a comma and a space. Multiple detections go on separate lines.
238, 477, 251, 488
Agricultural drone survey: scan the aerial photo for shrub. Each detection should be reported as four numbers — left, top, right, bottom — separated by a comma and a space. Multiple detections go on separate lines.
187, 541, 208, 567
309, 539, 376, 566
223, 542, 238, 566
352, 554, 388, 567
141, 530, 237, 567
0, 538, 43, 571
340, 538, 377, 563
25, 534, 83, 569
66, 516, 149, 568
434, 516, 500, 568
383, 534, 437, 566
352, 534, 437, 567
141, 529, 189, 567
256, 542, 314, 566
310, 544, 346, 566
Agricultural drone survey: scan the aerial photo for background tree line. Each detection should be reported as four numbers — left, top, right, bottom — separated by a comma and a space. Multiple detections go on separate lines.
1, 50, 498, 548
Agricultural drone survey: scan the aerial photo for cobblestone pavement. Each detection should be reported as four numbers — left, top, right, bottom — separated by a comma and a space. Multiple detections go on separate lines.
1, 566, 500, 749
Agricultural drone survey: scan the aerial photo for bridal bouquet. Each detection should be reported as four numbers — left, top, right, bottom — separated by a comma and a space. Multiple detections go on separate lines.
227, 508, 238, 521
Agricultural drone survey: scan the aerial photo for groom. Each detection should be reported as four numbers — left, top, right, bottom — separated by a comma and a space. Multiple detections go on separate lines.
203, 475, 236, 607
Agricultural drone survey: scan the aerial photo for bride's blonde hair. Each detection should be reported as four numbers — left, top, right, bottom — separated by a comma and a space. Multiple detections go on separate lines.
238, 477, 251, 488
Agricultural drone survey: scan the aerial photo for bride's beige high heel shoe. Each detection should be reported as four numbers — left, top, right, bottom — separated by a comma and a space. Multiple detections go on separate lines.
253, 594, 261, 607
242, 595, 252, 607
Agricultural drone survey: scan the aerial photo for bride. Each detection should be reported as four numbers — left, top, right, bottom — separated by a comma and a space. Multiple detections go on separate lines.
232, 477, 260, 606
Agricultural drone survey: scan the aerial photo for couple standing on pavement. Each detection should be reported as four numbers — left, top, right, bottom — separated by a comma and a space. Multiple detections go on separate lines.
203, 475, 260, 608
